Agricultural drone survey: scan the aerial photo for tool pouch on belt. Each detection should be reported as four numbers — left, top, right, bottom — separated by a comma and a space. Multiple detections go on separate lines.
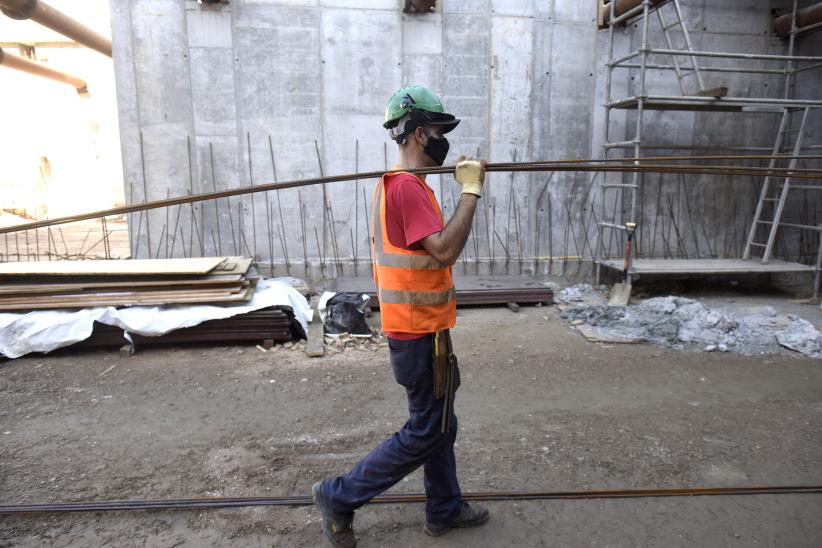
433, 329, 461, 399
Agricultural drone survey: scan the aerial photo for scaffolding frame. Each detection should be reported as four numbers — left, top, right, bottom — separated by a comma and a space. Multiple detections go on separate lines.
594, 0, 822, 293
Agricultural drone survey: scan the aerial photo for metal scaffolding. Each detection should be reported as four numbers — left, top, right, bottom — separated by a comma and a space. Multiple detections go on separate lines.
594, 0, 822, 294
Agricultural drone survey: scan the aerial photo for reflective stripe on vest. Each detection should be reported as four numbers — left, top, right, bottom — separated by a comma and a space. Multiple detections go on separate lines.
371, 186, 447, 271
371, 172, 457, 333
379, 287, 457, 306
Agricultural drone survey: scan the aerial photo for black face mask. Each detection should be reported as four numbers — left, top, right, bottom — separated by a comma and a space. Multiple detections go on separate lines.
423, 134, 449, 166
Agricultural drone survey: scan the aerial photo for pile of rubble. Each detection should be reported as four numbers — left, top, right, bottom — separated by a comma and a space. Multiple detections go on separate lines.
323, 333, 388, 354
274, 333, 388, 355
556, 283, 608, 306
557, 284, 822, 358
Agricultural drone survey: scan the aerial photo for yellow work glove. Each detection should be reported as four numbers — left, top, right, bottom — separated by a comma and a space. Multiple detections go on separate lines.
454, 156, 486, 198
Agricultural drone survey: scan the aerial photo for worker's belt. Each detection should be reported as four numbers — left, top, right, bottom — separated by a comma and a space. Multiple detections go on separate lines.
433, 329, 460, 434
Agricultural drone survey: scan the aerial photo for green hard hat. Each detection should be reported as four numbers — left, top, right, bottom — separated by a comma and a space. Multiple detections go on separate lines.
383, 85, 460, 142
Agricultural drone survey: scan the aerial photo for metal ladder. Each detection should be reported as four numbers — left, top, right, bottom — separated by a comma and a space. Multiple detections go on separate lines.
655, 0, 706, 95
743, 106, 811, 263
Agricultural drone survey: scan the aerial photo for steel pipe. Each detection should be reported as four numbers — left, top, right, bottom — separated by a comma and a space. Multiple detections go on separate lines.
604, 144, 816, 152
795, 20, 822, 35
647, 48, 822, 63
0, 46, 87, 94
609, 50, 642, 68
0, 0, 112, 57
774, 3, 822, 38
618, 62, 786, 75
608, 95, 822, 107
793, 61, 822, 75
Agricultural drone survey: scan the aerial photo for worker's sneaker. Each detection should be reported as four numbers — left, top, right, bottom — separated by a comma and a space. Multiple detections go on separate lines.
312, 481, 357, 548
424, 501, 490, 537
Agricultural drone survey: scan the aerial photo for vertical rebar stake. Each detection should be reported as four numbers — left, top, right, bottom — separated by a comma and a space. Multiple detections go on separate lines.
298, 191, 309, 278
246, 132, 259, 260
363, 187, 372, 276
314, 226, 326, 280
208, 142, 225, 256
186, 136, 201, 257
315, 140, 328, 268
268, 136, 290, 276
139, 131, 152, 256
129, 183, 135, 259
34, 228, 40, 261
164, 190, 170, 259
547, 193, 553, 275
327, 203, 342, 276
57, 227, 69, 260
354, 139, 359, 276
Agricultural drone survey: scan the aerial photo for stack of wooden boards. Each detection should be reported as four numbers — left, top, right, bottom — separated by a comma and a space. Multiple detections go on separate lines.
0, 257, 257, 311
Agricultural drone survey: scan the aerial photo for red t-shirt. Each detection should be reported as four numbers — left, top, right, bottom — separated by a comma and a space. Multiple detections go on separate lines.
381, 173, 444, 340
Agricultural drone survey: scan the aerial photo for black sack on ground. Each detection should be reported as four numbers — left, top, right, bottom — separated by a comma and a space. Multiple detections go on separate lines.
324, 293, 373, 336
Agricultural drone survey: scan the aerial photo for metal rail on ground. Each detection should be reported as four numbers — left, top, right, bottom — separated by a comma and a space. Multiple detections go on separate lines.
2, 485, 821, 514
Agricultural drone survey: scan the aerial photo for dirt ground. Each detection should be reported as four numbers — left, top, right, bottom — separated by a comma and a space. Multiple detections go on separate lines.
1, 292, 822, 547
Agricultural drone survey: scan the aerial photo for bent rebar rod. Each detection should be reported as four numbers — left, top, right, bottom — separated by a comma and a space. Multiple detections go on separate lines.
2, 154, 821, 235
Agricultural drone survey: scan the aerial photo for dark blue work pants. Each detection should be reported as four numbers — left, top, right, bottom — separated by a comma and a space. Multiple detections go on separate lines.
321, 334, 462, 523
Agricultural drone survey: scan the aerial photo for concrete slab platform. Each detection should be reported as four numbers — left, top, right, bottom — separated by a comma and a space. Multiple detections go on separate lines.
609, 95, 822, 112
599, 258, 816, 274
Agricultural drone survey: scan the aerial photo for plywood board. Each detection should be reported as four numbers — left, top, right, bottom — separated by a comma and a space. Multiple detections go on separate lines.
0, 256, 257, 310
0, 276, 246, 296
0, 286, 254, 310
213, 257, 254, 275
0, 287, 247, 306
0, 257, 228, 276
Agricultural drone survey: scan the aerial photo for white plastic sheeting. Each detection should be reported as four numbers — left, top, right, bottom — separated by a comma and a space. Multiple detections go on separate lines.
0, 278, 311, 359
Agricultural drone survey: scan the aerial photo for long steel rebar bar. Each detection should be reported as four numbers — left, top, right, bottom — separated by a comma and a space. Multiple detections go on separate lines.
2, 156, 822, 236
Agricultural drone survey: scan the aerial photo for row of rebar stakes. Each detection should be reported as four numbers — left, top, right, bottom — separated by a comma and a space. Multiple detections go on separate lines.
4, 143, 820, 275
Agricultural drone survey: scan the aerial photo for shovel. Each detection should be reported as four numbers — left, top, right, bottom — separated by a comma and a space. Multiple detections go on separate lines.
608, 222, 637, 307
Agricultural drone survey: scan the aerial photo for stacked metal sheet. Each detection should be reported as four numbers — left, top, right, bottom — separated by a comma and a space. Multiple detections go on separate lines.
0, 257, 258, 311
335, 276, 555, 308
77, 307, 295, 349
364, 287, 554, 308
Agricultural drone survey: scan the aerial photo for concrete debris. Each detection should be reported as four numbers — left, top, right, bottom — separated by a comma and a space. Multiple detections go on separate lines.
776, 318, 822, 358
561, 296, 822, 358
557, 284, 594, 302
556, 284, 608, 306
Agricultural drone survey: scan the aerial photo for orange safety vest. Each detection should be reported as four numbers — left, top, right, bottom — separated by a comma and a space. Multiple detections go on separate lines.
371, 171, 457, 333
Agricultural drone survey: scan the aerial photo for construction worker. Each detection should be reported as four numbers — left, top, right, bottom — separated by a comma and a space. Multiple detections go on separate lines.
312, 85, 489, 547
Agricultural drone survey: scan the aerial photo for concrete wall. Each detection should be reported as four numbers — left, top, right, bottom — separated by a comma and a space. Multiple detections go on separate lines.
110, 0, 822, 279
